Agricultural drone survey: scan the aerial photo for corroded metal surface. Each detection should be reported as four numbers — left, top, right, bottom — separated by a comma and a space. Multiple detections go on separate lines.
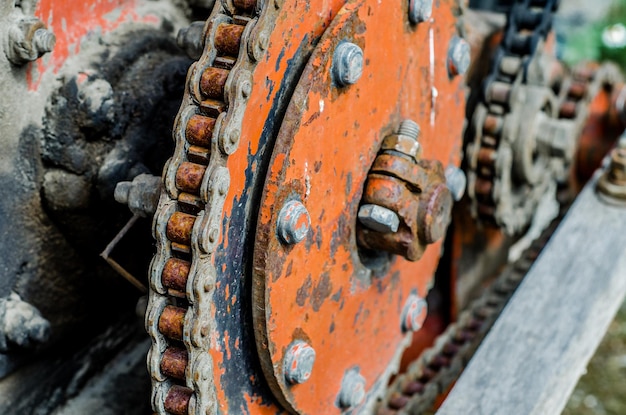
251, 0, 465, 413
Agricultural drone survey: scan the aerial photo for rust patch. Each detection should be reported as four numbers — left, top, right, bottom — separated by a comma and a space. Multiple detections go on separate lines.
310, 272, 332, 312
296, 275, 313, 307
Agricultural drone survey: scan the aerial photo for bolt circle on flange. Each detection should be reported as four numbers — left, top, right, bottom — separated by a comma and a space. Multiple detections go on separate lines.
338, 369, 366, 409
447, 36, 471, 77
332, 42, 364, 87
408, 0, 433, 24
283, 340, 316, 385
277, 200, 311, 244
401, 294, 428, 332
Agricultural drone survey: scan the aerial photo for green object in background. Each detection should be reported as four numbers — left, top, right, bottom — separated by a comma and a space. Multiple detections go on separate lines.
563, 0, 626, 69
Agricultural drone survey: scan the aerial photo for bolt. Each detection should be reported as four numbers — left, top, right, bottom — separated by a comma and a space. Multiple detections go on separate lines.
418, 183, 453, 244
447, 36, 471, 77
332, 42, 364, 87
358, 204, 400, 233
338, 368, 366, 409
445, 166, 467, 202
401, 293, 427, 332
397, 119, 421, 140
277, 200, 311, 244
177, 21, 206, 60
114, 174, 162, 218
597, 143, 626, 203
283, 340, 316, 384
6, 18, 56, 65
409, 0, 433, 24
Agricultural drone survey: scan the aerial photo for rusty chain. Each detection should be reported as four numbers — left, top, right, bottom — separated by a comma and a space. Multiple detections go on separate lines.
466, 0, 564, 234
143, 1, 611, 414
145, 1, 282, 414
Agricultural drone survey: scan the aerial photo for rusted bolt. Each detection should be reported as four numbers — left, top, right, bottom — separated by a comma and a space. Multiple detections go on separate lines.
418, 183, 453, 244
283, 340, 316, 384
401, 293, 427, 332
7, 17, 56, 65
177, 21, 206, 60
447, 36, 471, 77
338, 368, 366, 409
409, 0, 433, 24
597, 140, 626, 204
114, 174, 162, 218
445, 166, 467, 202
332, 42, 364, 87
358, 204, 400, 233
277, 200, 311, 244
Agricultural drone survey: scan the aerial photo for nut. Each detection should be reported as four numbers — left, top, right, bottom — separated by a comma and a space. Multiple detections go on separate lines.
358, 204, 400, 233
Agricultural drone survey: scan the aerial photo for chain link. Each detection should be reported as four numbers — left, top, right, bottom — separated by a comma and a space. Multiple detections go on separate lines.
146, 1, 282, 413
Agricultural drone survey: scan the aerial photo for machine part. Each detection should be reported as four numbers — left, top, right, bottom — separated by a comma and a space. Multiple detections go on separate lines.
115, 174, 162, 218
597, 142, 626, 204
377, 204, 567, 414
401, 294, 428, 333
465, 0, 568, 234
408, 0, 433, 24
251, 2, 464, 413
446, 36, 470, 77
358, 204, 401, 233
357, 121, 453, 261
6, 16, 55, 65
0, 293, 50, 352
445, 166, 467, 201
147, 1, 357, 414
277, 200, 311, 244
177, 21, 207, 60
332, 41, 364, 87
338, 368, 367, 409
283, 341, 316, 385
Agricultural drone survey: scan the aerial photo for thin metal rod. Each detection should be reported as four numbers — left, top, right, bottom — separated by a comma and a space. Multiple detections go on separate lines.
100, 214, 147, 293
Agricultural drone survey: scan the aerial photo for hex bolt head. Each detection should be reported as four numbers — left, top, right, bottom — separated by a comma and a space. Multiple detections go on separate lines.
332, 42, 364, 87
447, 36, 471, 77
445, 166, 467, 202
277, 200, 311, 244
283, 340, 316, 384
409, 0, 433, 24
401, 293, 428, 332
358, 204, 400, 233
338, 369, 366, 409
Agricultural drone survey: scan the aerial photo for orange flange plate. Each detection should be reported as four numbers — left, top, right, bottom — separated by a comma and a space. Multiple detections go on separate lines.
252, 0, 465, 413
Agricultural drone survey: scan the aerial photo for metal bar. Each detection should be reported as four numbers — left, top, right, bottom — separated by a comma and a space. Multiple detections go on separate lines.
437, 173, 626, 415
